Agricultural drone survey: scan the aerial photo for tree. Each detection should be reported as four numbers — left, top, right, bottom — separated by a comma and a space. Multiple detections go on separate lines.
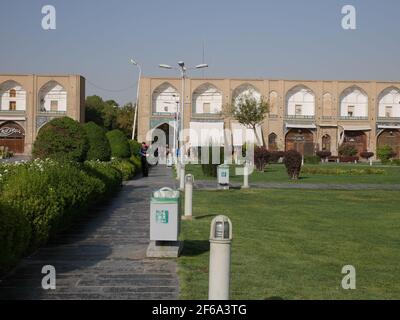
33, 117, 88, 162
85, 95, 118, 131
84, 122, 112, 161
225, 94, 269, 145
116, 103, 134, 138
106, 129, 131, 159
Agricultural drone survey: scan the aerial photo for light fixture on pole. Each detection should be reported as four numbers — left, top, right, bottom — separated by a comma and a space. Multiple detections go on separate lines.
158, 61, 208, 166
130, 58, 142, 141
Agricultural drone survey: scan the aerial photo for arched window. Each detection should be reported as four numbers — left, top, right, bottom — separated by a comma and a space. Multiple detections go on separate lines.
286, 85, 315, 117
378, 87, 400, 118
38, 81, 67, 113
322, 134, 331, 152
232, 83, 261, 109
152, 82, 180, 114
268, 133, 278, 150
192, 83, 222, 114
0, 81, 27, 112
340, 86, 368, 118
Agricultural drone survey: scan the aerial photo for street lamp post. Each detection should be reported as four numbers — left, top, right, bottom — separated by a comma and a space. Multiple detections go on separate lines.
159, 62, 208, 167
130, 59, 142, 141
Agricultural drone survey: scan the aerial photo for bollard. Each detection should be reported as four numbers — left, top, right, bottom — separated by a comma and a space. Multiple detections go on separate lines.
176, 162, 181, 181
370, 158, 373, 166
209, 216, 232, 300
242, 164, 250, 189
183, 174, 194, 220
179, 165, 186, 191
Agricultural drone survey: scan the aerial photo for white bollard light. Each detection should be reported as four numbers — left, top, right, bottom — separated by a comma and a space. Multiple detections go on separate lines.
370, 158, 373, 166
183, 174, 194, 220
242, 164, 250, 189
209, 215, 233, 300
179, 164, 185, 191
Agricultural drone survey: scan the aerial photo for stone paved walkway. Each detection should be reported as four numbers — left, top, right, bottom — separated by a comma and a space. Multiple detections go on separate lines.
194, 180, 400, 190
0, 165, 179, 300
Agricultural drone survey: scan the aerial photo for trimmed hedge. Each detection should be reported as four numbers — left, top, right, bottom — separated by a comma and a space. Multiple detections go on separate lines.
111, 159, 136, 181
0, 202, 31, 274
129, 140, 141, 157
283, 150, 302, 180
106, 130, 131, 158
84, 122, 112, 161
0, 159, 123, 274
33, 117, 89, 162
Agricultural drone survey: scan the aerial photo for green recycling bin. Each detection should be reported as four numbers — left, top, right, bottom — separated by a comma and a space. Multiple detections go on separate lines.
150, 187, 181, 241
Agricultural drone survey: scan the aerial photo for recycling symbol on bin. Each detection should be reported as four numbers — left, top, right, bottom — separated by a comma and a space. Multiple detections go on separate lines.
156, 210, 169, 224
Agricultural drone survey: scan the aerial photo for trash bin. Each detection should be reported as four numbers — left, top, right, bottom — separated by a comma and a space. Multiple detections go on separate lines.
150, 187, 181, 241
218, 164, 230, 187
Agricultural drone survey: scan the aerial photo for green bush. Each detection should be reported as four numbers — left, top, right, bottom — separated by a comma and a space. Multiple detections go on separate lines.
0, 202, 31, 274
129, 140, 142, 157
33, 117, 88, 162
0, 159, 123, 273
304, 155, 320, 164
84, 122, 112, 161
0, 160, 104, 248
283, 150, 302, 180
338, 144, 358, 157
106, 129, 131, 158
130, 155, 142, 172
111, 159, 136, 181
84, 160, 122, 195
377, 145, 396, 164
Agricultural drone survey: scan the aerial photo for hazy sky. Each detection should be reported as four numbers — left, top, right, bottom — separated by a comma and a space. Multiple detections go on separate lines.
1, 0, 399, 104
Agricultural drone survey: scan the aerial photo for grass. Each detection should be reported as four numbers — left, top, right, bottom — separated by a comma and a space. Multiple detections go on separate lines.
178, 189, 400, 300
184, 163, 400, 184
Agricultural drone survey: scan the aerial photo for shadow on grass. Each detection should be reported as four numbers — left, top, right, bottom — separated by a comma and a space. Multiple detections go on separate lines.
194, 214, 218, 220
181, 240, 210, 257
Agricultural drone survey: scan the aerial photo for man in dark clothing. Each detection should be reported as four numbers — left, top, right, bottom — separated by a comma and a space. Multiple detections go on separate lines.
139, 142, 149, 177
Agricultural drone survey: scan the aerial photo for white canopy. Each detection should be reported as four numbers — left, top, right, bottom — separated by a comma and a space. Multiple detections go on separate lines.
189, 121, 224, 147
342, 125, 371, 131
378, 125, 400, 130
286, 123, 317, 129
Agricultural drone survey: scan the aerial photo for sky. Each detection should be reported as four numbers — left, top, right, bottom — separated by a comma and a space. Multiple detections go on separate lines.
1, 0, 399, 105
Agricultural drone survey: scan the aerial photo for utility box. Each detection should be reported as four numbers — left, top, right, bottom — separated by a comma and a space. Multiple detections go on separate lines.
218, 164, 230, 189
150, 187, 181, 241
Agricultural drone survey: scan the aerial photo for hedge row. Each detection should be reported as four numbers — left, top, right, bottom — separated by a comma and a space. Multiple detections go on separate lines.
0, 159, 122, 274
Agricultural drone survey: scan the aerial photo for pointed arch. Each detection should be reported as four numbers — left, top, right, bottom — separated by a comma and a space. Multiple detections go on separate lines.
377, 86, 400, 118
232, 83, 261, 107
285, 85, 315, 117
152, 82, 180, 114
38, 81, 67, 113
0, 80, 27, 111
339, 86, 368, 118
192, 83, 222, 114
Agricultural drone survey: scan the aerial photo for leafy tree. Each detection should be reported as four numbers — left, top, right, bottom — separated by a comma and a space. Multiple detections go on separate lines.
225, 93, 269, 145
85, 95, 118, 131
106, 129, 131, 158
84, 122, 112, 161
338, 144, 358, 157
33, 117, 88, 162
377, 145, 396, 163
116, 103, 134, 138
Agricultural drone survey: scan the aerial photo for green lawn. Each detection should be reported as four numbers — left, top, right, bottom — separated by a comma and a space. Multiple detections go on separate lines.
184, 163, 400, 184
178, 189, 400, 300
